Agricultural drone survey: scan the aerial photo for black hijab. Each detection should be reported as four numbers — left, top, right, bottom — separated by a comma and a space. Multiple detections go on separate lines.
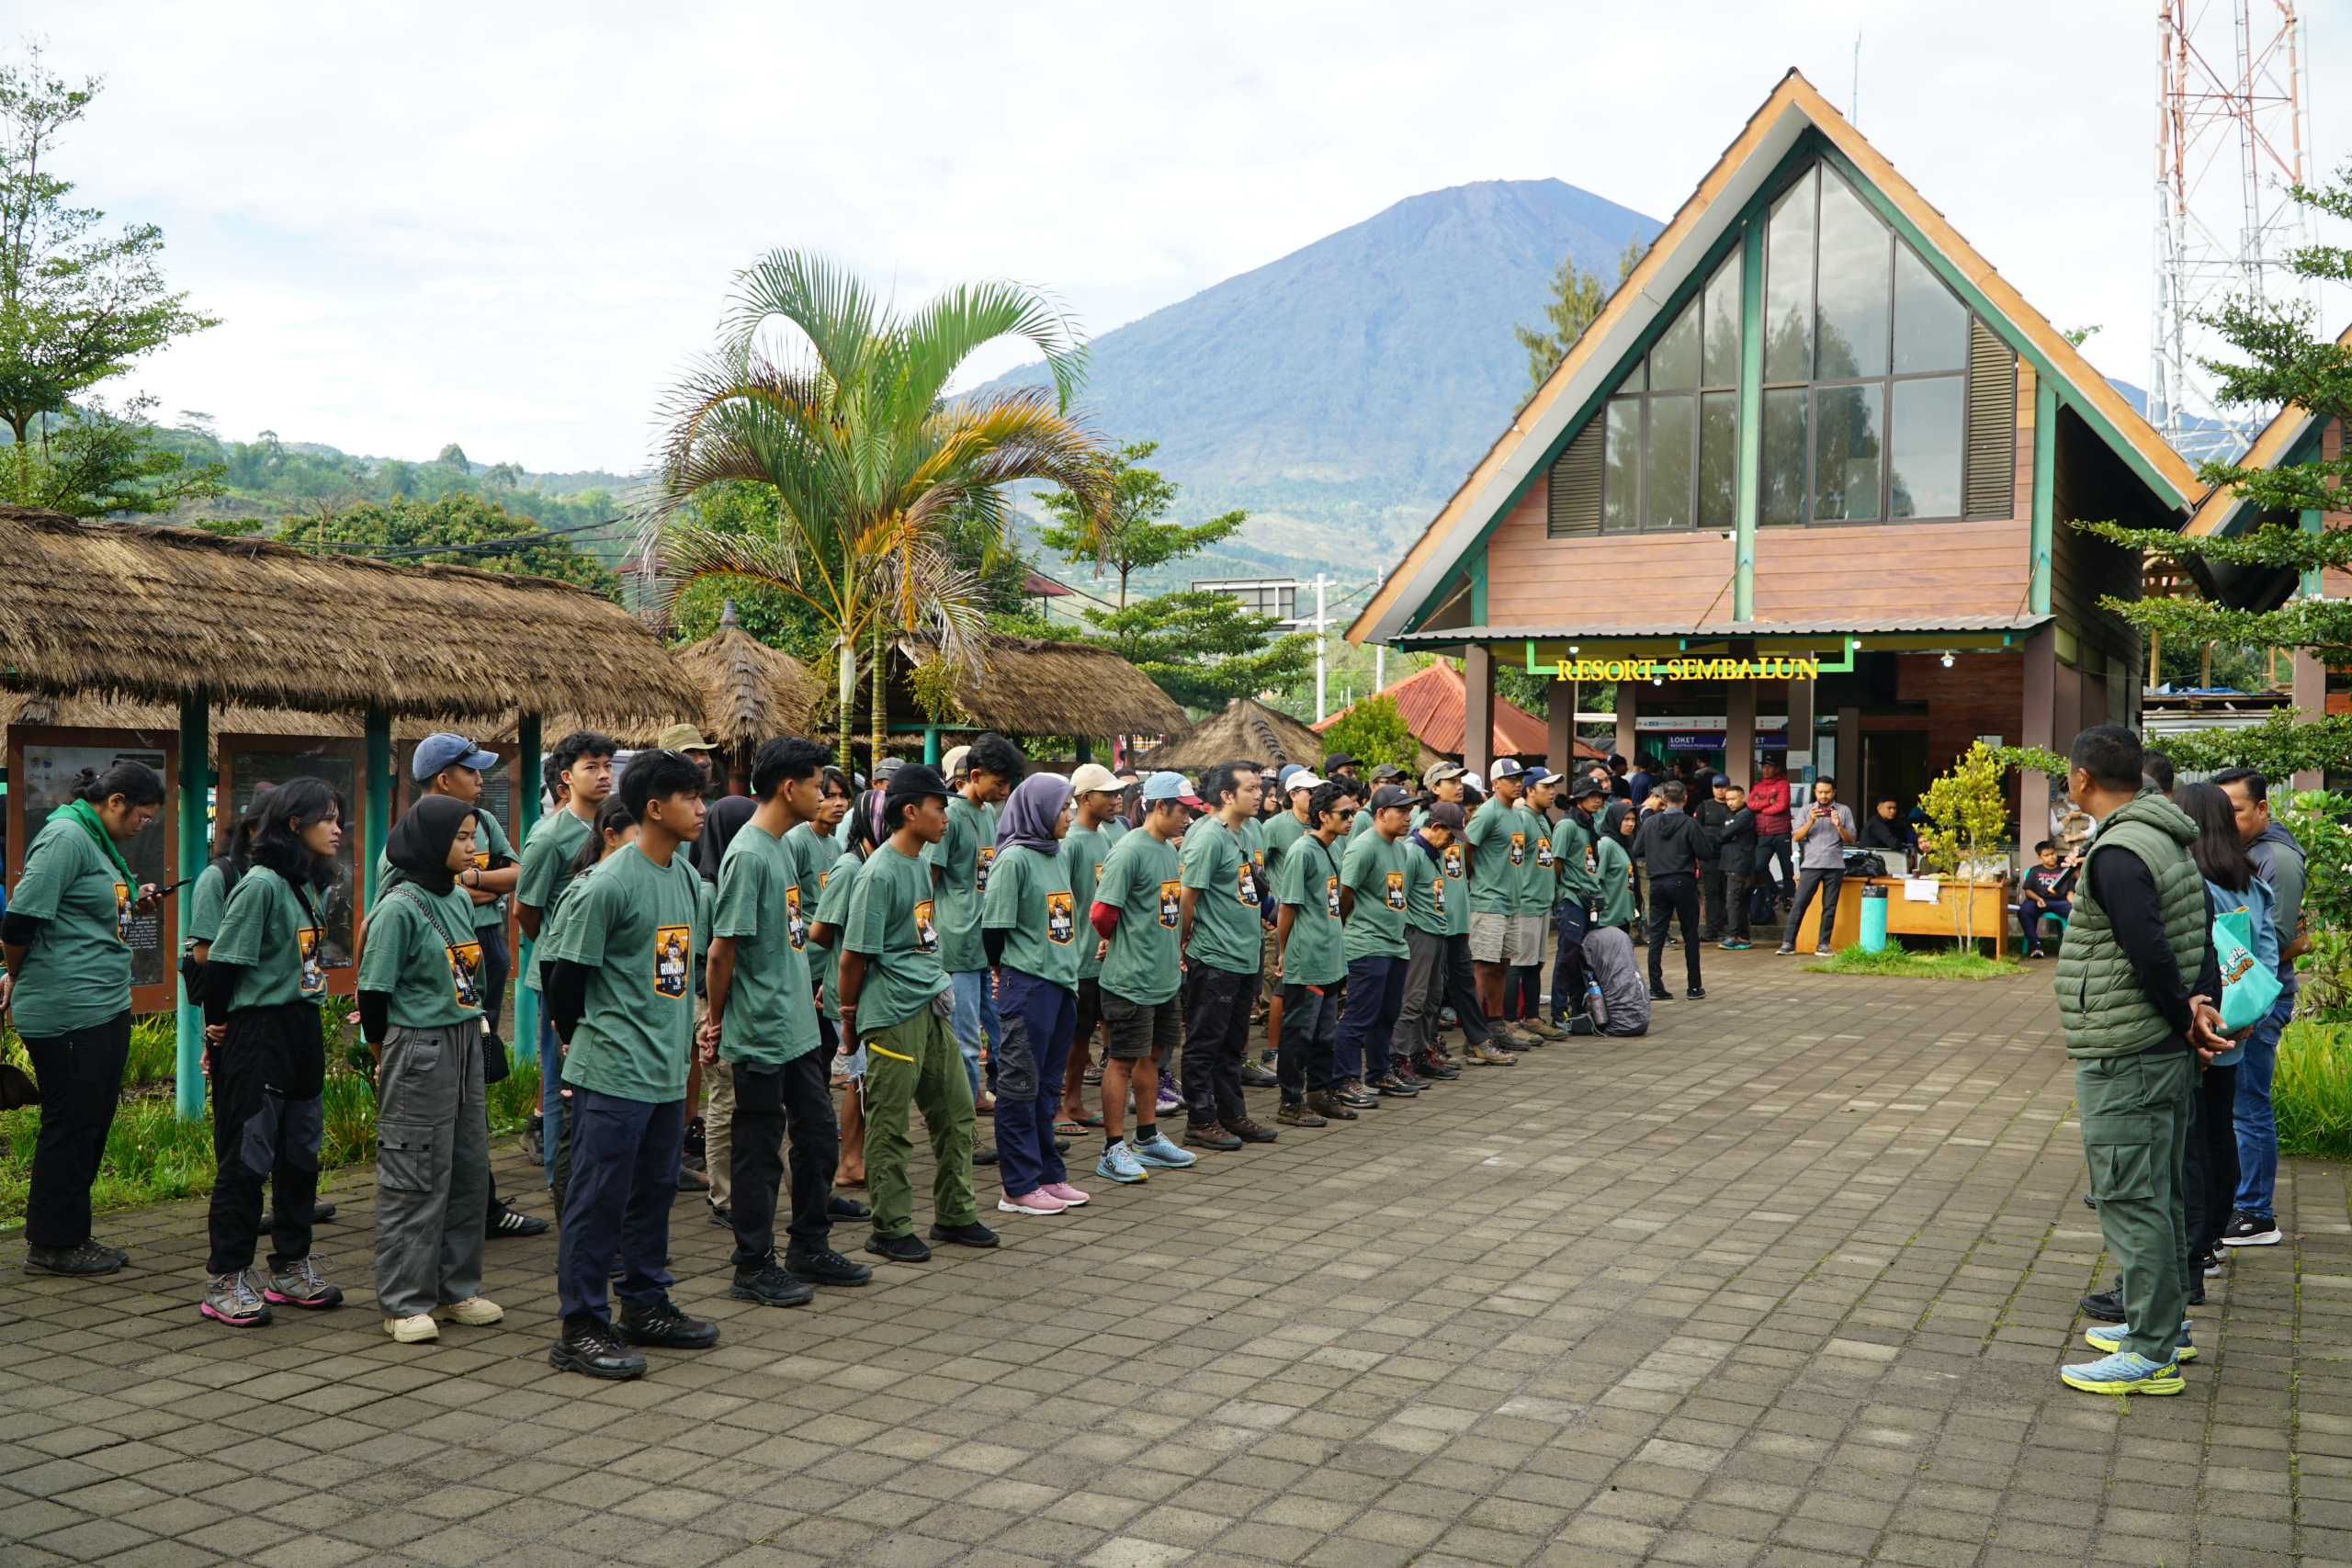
385, 794, 479, 895
696, 795, 757, 884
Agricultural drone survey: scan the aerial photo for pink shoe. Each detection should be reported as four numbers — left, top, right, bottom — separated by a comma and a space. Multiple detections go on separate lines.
997, 1189, 1067, 1215
1043, 1182, 1091, 1206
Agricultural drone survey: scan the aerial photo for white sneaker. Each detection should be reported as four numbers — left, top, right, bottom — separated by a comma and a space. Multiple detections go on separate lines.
436, 1297, 504, 1325
384, 1314, 439, 1343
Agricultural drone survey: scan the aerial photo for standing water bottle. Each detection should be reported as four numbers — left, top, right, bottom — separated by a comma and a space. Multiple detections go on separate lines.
1586, 977, 1606, 1031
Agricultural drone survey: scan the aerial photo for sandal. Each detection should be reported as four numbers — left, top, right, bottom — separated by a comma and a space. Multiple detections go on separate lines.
1053, 1119, 1087, 1138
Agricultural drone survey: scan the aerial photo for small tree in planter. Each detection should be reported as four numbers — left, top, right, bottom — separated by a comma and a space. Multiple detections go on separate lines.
1918, 741, 2014, 949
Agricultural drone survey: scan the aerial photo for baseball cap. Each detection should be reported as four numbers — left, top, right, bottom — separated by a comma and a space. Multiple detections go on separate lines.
1424, 801, 1467, 832
1422, 761, 1464, 787
1069, 762, 1121, 795
1522, 764, 1553, 784
1489, 758, 1527, 781
884, 761, 949, 801
1140, 771, 1197, 806
1284, 773, 1325, 793
1368, 784, 1413, 812
1275, 762, 1305, 787
940, 744, 971, 779
875, 756, 905, 779
1369, 761, 1405, 783
413, 732, 498, 782
657, 722, 716, 751
1324, 751, 1358, 770
1570, 776, 1607, 801
1460, 771, 1485, 793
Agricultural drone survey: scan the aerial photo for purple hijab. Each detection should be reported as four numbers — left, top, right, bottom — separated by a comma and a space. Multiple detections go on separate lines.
996, 773, 1072, 857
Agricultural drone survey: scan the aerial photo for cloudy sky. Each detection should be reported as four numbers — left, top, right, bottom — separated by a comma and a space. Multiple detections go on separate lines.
36, 0, 2352, 473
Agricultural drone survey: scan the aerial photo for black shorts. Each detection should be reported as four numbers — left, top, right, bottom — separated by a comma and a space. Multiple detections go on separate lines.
1100, 990, 1183, 1061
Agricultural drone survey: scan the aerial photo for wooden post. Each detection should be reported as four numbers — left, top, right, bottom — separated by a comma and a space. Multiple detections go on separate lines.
514, 712, 542, 1062
1786, 673, 1815, 785
175, 694, 209, 1120
1464, 644, 1496, 780
2018, 626, 2056, 844
1724, 683, 1756, 788
1546, 678, 1573, 778
1615, 677, 1638, 768
364, 707, 392, 907
1836, 705, 1862, 807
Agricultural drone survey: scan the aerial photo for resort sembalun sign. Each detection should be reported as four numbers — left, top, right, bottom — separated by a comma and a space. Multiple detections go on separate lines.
1544, 655, 1826, 682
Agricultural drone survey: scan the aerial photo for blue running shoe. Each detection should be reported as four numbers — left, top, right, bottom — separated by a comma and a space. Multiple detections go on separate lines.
2085, 1322, 2197, 1362
1130, 1131, 1197, 1168
2059, 1350, 2184, 1394
1095, 1142, 1149, 1184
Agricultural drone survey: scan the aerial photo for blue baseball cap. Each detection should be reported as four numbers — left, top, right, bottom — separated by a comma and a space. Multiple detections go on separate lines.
1142, 771, 1202, 807
413, 732, 498, 782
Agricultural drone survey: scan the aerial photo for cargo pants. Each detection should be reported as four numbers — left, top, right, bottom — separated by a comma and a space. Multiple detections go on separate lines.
2076, 1045, 2196, 1364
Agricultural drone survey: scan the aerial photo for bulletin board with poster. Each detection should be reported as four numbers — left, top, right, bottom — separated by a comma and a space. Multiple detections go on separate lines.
4, 726, 180, 1015
393, 739, 521, 951
212, 735, 367, 998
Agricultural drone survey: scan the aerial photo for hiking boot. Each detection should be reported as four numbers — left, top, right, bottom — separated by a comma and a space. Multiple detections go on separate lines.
1525, 1017, 1568, 1041
617, 1294, 719, 1348
1220, 1116, 1278, 1144
1238, 1060, 1281, 1089
265, 1255, 343, 1310
311, 1201, 338, 1224
24, 1239, 126, 1277
784, 1246, 873, 1287
1649, 987, 1675, 1001
1411, 1050, 1460, 1079
1184, 1121, 1243, 1151
1335, 1079, 1380, 1110
549, 1315, 645, 1380
2078, 1280, 2126, 1322
929, 1220, 1001, 1248
436, 1296, 503, 1325
866, 1231, 933, 1263
1277, 1100, 1328, 1128
385, 1313, 439, 1342
489, 1203, 548, 1238
1305, 1090, 1358, 1122
1369, 1072, 1419, 1098
1465, 1041, 1518, 1066
730, 1262, 815, 1308
1688, 987, 1707, 1000
200, 1269, 273, 1327
1491, 1021, 1539, 1049
1388, 1063, 1428, 1090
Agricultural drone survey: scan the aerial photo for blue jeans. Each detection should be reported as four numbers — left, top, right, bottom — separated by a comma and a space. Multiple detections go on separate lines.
558, 1089, 684, 1327
995, 969, 1076, 1198
2233, 983, 2296, 1221
1335, 954, 1407, 1082
537, 1010, 563, 1189
949, 969, 1002, 1100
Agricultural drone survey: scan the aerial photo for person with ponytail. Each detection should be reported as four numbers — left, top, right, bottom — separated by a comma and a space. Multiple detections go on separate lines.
198, 776, 349, 1326
1, 762, 165, 1276
358, 795, 503, 1344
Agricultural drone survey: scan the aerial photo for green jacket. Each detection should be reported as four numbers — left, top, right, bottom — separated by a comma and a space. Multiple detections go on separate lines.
2053, 790, 2209, 1060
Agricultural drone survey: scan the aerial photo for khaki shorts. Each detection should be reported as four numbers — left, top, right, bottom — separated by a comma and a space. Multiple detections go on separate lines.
1468, 910, 1514, 964
1517, 915, 1553, 964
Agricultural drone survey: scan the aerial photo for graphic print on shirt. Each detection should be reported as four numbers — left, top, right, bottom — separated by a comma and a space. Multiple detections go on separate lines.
1536, 835, 1555, 868
1325, 875, 1341, 918
654, 926, 691, 998
1158, 879, 1182, 929
1238, 857, 1261, 905
976, 845, 995, 894
1433, 876, 1446, 916
913, 899, 940, 953
113, 881, 132, 943
298, 926, 326, 998
786, 885, 806, 950
449, 939, 484, 1006
1442, 845, 1464, 880
818, 868, 829, 889
1046, 890, 1075, 944
1509, 832, 1526, 866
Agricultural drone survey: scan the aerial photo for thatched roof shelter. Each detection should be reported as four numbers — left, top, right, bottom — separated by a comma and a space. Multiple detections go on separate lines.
673, 621, 824, 750
0, 505, 697, 724
1136, 697, 1324, 774
891, 633, 1187, 739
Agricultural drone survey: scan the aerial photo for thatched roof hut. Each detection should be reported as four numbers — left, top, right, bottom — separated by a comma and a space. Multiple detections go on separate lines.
1136, 697, 1324, 774
673, 620, 824, 750
890, 633, 1187, 739
0, 505, 697, 724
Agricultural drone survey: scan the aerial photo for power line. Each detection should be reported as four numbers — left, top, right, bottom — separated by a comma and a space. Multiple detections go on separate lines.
278, 513, 639, 560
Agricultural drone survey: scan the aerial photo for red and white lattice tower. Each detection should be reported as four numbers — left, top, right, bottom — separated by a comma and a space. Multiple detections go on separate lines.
2149, 0, 2314, 462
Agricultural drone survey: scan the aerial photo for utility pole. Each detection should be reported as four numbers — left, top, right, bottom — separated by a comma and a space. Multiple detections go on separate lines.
1373, 569, 1385, 694
1314, 573, 1329, 722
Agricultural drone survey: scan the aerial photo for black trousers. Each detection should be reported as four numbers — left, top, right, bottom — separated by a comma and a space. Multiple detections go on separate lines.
1719, 869, 1751, 940
1699, 863, 1727, 941
1180, 962, 1255, 1124
2184, 1062, 2241, 1263
728, 1052, 839, 1268
207, 1001, 324, 1276
1549, 904, 1588, 1022
21, 1010, 132, 1249
1645, 874, 1703, 993
1785, 867, 1843, 950
474, 921, 511, 1224
1276, 980, 1339, 1100
1437, 931, 1492, 1046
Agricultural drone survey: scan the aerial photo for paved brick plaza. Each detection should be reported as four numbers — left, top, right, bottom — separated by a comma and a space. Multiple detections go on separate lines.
5, 951, 2350, 1568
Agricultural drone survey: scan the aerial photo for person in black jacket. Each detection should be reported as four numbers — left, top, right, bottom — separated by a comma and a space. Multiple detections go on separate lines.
1694, 775, 1736, 942
1859, 798, 1917, 859
1631, 781, 1711, 1000
1715, 787, 1758, 950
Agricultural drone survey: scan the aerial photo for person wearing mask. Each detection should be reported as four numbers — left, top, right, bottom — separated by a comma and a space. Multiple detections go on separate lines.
3, 762, 164, 1276
1632, 780, 1709, 1001
515, 730, 616, 1183
705, 737, 871, 1309
1776, 779, 1855, 957
2213, 766, 2307, 1248
1057, 765, 1125, 1135
1694, 776, 1735, 942
1546, 781, 1600, 1032
1510, 770, 1566, 1041
982, 773, 1092, 1214
1465, 759, 1536, 1050
1177, 762, 1276, 1152
1747, 756, 1793, 918
935, 736, 1023, 1133
1714, 784, 1758, 951
1392, 801, 1477, 1078
198, 777, 348, 1326
360, 795, 502, 1343
2013, 840, 2077, 960
2052, 725, 2222, 1395
1337, 784, 1419, 1098
1087, 773, 1202, 1180
1581, 800, 1649, 1037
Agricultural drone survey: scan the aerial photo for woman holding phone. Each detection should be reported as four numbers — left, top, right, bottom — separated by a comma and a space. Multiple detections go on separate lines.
0, 762, 165, 1277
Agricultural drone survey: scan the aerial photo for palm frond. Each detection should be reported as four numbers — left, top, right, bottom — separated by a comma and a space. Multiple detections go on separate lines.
898, 279, 1091, 412
720, 251, 880, 389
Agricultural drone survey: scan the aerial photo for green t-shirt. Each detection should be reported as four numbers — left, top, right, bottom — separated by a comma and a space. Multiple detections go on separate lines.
1517, 803, 1561, 916
1551, 813, 1598, 908
1347, 808, 1375, 842
515, 805, 594, 917
1273, 831, 1346, 987
1593, 835, 1637, 929
1465, 796, 1523, 914
1402, 834, 1450, 935
370, 803, 507, 928
358, 881, 486, 1032
1061, 818, 1118, 980
186, 862, 229, 951
1340, 829, 1412, 961
525, 872, 592, 995
1435, 835, 1471, 937
210, 864, 330, 1010
1094, 826, 1182, 1006
1179, 818, 1263, 977
933, 794, 999, 974
713, 822, 820, 1066
1263, 811, 1308, 884
983, 842, 1081, 990
842, 840, 952, 1032
6, 816, 134, 1036
783, 821, 844, 915
808, 843, 859, 1021
548, 843, 708, 1103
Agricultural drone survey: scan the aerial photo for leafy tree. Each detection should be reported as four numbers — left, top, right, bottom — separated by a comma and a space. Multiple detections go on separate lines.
1035, 439, 1244, 608
0, 48, 217, 445
1917, 741, 2014, 947
274, 492, 621, 595
1512, 233, 1645, 394
1080, 589, 1314, 712
1317, 693, 1417, 771
650, 249, 1107, 765
0, 392, 224, 516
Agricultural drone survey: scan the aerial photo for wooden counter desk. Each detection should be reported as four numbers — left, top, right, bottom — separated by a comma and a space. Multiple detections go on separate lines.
1826, 876, 2014, 958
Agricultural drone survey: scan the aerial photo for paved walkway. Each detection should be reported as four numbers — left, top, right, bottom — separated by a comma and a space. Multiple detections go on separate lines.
4, 951, 2347, 1568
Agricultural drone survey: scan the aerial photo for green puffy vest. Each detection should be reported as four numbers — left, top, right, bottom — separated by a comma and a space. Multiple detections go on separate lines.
2053, 790, 2208, 1060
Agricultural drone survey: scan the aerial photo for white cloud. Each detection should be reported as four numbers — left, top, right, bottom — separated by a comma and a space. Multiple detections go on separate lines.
34, 0, 2352, 469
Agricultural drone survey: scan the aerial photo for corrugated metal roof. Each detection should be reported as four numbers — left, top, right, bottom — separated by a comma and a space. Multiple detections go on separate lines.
1393, 614, 2052, 644
1312, 660, 1595, 759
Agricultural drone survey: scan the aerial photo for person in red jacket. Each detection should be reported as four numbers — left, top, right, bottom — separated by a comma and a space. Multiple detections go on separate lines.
1746, 758, 1793, 919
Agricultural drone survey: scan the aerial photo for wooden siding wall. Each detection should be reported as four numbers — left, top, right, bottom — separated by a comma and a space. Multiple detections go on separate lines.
1880, 651, 2027, 774
2051, 405, 2156, 683
1751, 519, 2030, 621
1484, 482, 1737, 626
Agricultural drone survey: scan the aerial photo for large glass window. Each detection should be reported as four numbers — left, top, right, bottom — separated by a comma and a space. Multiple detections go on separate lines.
1600, 250, 1739, 533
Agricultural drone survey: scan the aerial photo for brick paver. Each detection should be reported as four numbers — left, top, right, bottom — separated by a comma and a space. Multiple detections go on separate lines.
5, 951, 2346, 1566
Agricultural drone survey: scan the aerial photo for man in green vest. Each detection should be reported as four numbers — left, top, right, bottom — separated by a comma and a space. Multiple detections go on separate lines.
2053, 724, 2223, 1396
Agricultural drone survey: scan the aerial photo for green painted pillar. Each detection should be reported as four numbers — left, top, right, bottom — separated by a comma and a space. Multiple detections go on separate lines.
1074, 735, 1092, 766
923, 727, 941, 766
175, 694, 209, 1120
514, 712, 542, 1063
1734, 218, 1764, 622
2301, 508, 2324, 600
364, 708, 392, 906
2030, 376, 2056, 616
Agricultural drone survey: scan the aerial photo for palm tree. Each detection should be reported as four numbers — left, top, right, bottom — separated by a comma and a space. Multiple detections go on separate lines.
648, 250, 1106, 765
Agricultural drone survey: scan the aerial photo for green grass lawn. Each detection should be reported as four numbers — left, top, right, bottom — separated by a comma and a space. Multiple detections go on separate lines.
2276, 1019, 2352, 1162
1804, 942, 2028, 980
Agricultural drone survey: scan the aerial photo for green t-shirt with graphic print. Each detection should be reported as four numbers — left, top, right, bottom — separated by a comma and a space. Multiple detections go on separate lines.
1339, 829, 1412, 962
547, 844, 708, 1103
842, 840, 952, 1033
1178, 818, 1262, 976
358, 881, 485, 1032
983, 842, 1081, 990
1272, 830, 1346, 987
713, 822, 820, 1066
1093, 826, 1182, 1006
6, 815, 135, 1036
